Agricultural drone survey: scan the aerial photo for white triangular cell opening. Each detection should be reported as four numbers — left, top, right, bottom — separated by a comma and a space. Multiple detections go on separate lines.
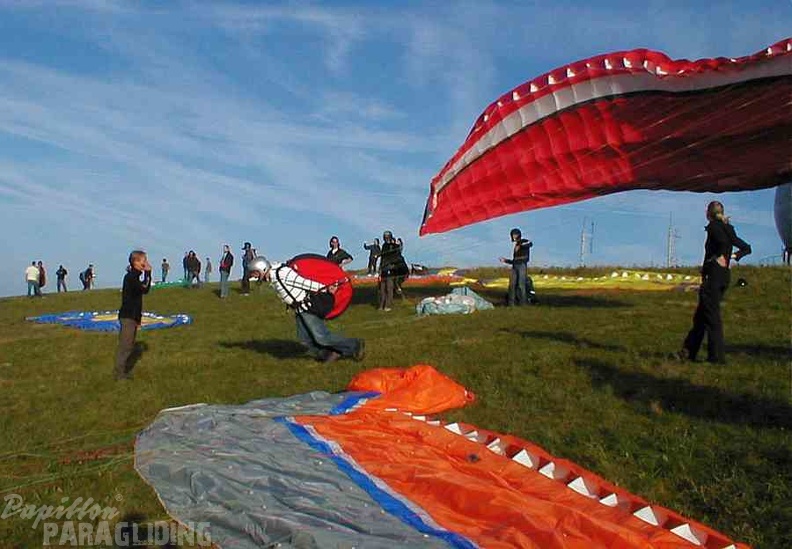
670, 523, 708, 546
411, 415, 426, 422
444, 423, 464, 435
539, 462, 568, 480
599, 493, 622, 507
633, 506, 668, 527
486, 438, 508, 455
465, 430, 488, 443
567, 476, 598, 498
511, 449, 539, 468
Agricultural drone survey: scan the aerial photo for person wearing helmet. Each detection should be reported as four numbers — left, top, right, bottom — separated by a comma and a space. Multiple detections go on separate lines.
499, 228, 537, 306
248, 256, 365, 363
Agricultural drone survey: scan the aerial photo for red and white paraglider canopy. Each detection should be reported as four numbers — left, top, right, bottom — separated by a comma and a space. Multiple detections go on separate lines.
288, 253, 353, 319
420, 38, 792, 235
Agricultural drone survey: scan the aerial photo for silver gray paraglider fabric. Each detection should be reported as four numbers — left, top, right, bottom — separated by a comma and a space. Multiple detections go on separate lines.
134, 391, 447, 549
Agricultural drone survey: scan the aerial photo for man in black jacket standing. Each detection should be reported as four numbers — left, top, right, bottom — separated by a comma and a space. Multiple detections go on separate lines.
364, 238, 381, 275
241, 242, 256, 295
499, 228, 537, 306
115, 250, 152, 380
378, 231, 406, 311
219, 244, 234, 298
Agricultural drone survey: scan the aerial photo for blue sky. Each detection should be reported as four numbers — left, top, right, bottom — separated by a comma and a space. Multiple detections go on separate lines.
0, 0, 789, 296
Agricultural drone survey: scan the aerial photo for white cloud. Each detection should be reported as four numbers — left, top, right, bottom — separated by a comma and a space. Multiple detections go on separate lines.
0, 1, 788, 296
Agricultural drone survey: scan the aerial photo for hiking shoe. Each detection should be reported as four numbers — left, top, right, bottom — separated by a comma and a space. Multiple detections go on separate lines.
671, 349, 699, 363
322, 351, 343, 363
353, 339, 366, 362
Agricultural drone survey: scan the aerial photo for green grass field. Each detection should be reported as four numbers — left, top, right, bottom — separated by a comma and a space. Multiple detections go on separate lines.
0, 266, 789, 548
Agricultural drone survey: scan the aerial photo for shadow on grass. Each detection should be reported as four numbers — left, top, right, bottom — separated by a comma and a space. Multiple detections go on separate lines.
577, 358, 792, 430
350, 285, 630, 309
126, 342, 148, 375
220, 339, 307, 359
531, 294, 631, 309
726, 343, 792, 362
505, 329, 626, 352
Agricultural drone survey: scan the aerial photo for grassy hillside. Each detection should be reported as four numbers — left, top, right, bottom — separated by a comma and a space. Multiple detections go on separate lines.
0, 266, 789, 547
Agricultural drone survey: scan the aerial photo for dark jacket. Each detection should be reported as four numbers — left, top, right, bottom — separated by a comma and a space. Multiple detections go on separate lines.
505, 238, 532, 266
364, 242, 381, 259
220, 251, 234, 273
118, 268, 152, 323
379, 241, 407, 277
703, 220, 751, 270
187, 255, 201, 274
327, 248, 353, 265
242, 249, 256, 271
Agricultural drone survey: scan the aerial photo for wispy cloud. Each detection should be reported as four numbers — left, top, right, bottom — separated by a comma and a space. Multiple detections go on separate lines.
0, 1, 788, 296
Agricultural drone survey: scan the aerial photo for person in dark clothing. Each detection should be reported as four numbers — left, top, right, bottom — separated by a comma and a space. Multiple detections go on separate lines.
363, 238, 380, 274
37, 261, 46, 294
115, 250, 152, 380
393, 238, 408, 296
680, 201, 751, 364
378, 231, 406, 311
499, 228, 537, 305
186, 251, 201, 287
182, 252, 189, 281
241, 242, 256, 295
161, 258, 170, 283
56, 265, 68, 292
784, 245, 792, 266
219, 244, 234, 298
80, 264, 94, 290
327, 236, 354, 268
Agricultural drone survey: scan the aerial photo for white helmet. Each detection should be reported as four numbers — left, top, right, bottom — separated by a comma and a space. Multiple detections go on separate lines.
248, 256, 271, 274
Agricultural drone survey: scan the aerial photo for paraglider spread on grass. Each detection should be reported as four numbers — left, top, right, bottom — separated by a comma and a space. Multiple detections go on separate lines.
135, 365, 749, 548
420, 38, 792, 235
27, 311, 192, 332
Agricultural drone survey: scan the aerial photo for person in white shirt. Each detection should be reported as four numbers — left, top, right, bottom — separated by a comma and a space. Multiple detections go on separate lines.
24, 262, 40, 298
249, 256, 365, 363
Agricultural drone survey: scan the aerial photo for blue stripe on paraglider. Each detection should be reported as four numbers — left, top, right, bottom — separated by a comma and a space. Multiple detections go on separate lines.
276, 416, 478, 549
328, 391, 381, 415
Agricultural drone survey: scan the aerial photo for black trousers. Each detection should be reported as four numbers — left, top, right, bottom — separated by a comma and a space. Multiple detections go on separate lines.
684, 264, 730, 362
378, 276, 394, 309
241, 269, 251, 294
